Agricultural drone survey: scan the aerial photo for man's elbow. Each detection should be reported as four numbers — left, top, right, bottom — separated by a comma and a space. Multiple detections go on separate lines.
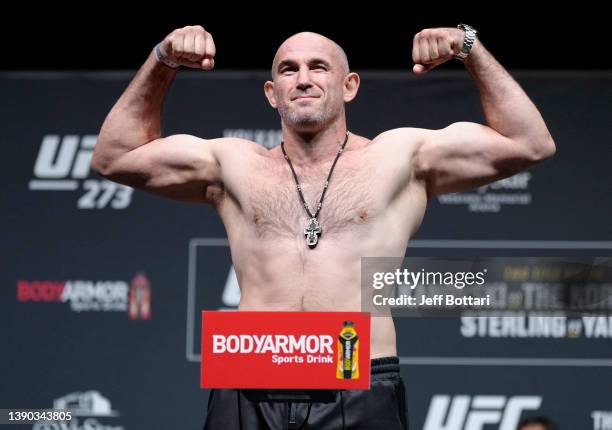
540, 135, 557, 159
90, 151, 115, 178
528, 134, 556, 162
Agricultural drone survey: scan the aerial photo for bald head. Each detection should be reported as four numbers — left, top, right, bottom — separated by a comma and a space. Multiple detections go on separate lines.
264, 31, 360, 132
271, 32, 350, 78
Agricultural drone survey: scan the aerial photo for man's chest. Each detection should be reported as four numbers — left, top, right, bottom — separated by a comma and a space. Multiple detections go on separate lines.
229, 149, 413, 238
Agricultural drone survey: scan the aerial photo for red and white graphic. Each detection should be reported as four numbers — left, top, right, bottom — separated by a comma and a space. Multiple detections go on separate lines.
17, 273, 152, 318
201, 311, 371, 390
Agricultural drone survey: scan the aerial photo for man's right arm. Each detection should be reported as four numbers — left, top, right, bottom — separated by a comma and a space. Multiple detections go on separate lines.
91, 25, 224, 204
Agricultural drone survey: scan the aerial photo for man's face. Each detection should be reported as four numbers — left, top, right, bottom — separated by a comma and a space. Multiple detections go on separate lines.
267, 34, 348, 131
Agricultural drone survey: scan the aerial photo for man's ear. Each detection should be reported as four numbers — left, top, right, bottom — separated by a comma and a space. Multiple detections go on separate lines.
343, 72, 360, 103
264, 81, 277, 108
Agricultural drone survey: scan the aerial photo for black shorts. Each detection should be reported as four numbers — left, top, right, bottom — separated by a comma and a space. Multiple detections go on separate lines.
203, 356, 407, 430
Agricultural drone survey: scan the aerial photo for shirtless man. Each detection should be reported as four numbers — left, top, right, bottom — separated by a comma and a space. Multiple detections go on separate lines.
91, 24, 555, 430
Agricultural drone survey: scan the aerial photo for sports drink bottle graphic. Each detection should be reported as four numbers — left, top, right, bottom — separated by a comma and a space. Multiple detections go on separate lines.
129, 273, 151, 320
336, 320, 359, 379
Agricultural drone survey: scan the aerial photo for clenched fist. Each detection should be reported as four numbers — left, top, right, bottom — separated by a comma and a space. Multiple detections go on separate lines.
158, 25, 216, 70
412, 27, 468, 74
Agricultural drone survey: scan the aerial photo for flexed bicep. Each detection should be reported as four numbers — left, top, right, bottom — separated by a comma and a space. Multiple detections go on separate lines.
415, 122, 553, 197
96, 134, 224, 204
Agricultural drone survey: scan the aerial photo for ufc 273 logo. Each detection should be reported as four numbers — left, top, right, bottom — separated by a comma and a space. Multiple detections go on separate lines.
424, 395, 542, 430
29, 135, 133, 209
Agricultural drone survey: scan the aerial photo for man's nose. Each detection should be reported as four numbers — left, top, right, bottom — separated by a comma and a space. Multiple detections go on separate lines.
296, 66, 312, 89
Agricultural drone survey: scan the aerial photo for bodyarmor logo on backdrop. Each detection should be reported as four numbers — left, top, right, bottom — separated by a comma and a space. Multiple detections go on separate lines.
437, 172, 532, 213
28, 135, 134, 209
423, 395, 542, 430
32, 390, 124, 430
17, 273, 151, 319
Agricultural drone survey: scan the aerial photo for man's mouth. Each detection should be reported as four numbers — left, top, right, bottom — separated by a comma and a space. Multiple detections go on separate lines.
293, 95, 319, 100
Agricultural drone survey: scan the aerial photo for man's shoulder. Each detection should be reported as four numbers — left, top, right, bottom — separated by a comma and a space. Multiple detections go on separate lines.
211, 137, 269, 158
368, 128, 432, 156
372, 127, 431, 144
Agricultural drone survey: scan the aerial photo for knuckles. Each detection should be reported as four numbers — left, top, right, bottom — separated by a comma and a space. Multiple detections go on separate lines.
164, 25, 213, 60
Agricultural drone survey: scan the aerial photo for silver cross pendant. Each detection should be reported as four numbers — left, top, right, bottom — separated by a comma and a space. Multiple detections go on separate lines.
304, 218, 322, 248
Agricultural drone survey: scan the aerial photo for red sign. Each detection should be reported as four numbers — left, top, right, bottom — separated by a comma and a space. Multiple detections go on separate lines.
201, 311, 371, 389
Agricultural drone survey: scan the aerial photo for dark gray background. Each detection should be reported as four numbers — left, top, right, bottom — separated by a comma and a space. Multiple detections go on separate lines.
2, 68, 611, 429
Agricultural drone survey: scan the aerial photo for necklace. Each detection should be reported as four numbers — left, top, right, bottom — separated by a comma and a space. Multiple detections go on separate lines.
280, 131, 350, 248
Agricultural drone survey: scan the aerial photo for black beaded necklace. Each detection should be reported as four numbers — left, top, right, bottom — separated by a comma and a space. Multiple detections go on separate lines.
280, 131, 350, 248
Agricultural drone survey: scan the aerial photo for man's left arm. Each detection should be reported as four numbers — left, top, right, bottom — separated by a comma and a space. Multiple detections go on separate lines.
410, 26, 556, 197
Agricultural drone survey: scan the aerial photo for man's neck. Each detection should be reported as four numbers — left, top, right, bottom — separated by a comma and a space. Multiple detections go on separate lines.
281, 124, 348, 164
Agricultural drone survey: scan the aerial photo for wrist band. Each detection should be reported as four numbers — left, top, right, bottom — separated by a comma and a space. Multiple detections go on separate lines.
155, 43, 180, 69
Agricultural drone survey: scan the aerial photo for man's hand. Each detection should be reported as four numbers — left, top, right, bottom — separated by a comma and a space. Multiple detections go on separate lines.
158, 25, 216, 70
412, 27, 465, 74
